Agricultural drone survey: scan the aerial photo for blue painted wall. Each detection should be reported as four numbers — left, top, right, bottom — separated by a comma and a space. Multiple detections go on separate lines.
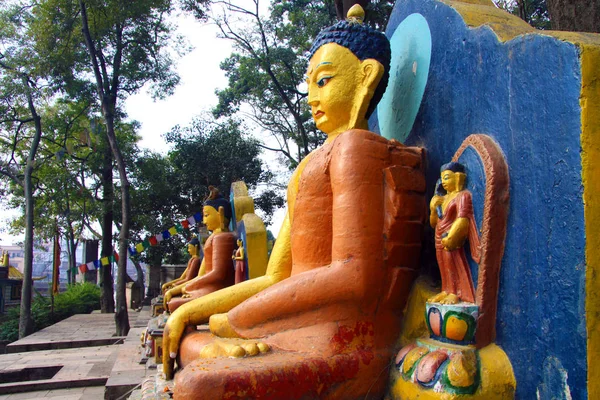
371, 1, 587, 398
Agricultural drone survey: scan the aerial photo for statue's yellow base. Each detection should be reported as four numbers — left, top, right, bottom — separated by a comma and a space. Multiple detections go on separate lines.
388, 343, 515, 399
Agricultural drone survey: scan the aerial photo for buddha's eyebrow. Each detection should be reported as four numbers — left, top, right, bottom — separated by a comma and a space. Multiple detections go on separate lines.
307, 61, 333, 80
316, 61, 332, 68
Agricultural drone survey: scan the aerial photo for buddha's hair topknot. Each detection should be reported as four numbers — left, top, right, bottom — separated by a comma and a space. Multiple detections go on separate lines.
308, 20, 391, 118
204, 186, 232, 221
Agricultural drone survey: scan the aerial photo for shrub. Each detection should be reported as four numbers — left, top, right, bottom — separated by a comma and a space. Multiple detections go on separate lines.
0, 283, 101, 343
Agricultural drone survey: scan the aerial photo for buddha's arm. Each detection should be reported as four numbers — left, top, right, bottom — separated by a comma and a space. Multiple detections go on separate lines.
161, 261, 191, 292
184, 256, 202, 280
163, 213, 293, 368
164, 258, 206, 307
429, 195, 443, 228
442, 217, 469, 250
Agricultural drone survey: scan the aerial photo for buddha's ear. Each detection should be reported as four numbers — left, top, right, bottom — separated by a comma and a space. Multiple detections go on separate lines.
360, 59, 384, 91
218, 206, 226, 230
456, 172, 467, 190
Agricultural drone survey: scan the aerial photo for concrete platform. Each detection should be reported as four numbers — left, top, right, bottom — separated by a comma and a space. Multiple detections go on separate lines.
105, 309, 153, 400
6, 314, 124, 353
0, 308, 153, 399
0, 345, 115, 395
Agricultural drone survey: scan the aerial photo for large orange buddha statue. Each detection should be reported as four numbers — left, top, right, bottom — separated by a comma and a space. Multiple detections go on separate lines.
163, 187, 236, 313
163, 6, 426, 398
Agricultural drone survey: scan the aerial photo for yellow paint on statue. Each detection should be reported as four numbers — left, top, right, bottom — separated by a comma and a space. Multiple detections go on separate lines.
391, 344, 515, 399
579, 40, 600, 400
306, 43, 383, 142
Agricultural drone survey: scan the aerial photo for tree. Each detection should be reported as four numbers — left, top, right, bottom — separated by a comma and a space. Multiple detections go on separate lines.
31, 0, 185, 335
546, 0, 599, 33
164, 116, 283, 222
0, 2, 53, 338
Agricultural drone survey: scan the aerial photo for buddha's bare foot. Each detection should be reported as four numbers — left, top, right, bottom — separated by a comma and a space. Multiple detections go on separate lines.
428, 291, 448, 303
199, 337, 270, 359
440, 293, 460, 304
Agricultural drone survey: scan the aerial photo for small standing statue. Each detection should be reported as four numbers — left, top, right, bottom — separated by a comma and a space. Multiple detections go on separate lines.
429, 162, 480, 304
232, 239, 246, 284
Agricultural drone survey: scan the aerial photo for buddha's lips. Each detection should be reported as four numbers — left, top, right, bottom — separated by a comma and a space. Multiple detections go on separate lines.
314, 111, 324, 118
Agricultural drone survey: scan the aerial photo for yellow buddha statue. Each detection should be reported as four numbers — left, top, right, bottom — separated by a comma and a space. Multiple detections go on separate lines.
163, 6, 426, 399
163, 187, 236, 313
160, 235, 203, 296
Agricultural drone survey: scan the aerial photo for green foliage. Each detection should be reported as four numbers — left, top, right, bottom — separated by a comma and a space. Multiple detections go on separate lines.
211, 0, 394, 169
493, 0, 550, 30
0, 283, 101, 342
124, 116, 283, 265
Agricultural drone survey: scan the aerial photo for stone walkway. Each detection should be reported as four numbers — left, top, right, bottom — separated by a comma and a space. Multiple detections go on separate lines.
0, 309, 152, 400
6, 314, 124, 353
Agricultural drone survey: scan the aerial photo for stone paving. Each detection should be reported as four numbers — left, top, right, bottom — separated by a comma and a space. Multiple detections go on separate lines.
6, 314, 124, 353
0, 308, 153, 400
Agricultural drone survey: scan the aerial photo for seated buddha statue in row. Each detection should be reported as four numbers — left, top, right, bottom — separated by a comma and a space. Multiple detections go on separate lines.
163, 187, 236, 313
163, 6, 426, 398
160, 235, 203, 297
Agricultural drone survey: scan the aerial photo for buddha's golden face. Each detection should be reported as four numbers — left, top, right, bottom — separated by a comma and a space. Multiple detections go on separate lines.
306, 43, 365, 136
187, 243, 198, 256
203, 205, 221, 232
441, 170, 466, 193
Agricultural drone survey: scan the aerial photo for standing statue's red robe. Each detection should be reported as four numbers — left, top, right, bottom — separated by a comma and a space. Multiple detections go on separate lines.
434, 190, 481, 303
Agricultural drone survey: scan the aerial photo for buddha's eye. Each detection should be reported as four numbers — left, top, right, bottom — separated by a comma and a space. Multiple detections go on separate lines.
317, 76, 332, 87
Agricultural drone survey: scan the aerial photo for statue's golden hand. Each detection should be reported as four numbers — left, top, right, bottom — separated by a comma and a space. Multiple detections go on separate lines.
163, 314, 186, 379
163, 290, 173, 308
430, 195, 444, 212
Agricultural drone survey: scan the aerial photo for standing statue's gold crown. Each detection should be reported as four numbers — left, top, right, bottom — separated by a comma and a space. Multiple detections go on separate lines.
346, 4, 365, 24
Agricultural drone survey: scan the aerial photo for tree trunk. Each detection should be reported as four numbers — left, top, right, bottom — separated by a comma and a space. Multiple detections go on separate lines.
104, 111, 130, 336
132, 259, 145, 302
100, 145, 115, 313
65, 223, 77, 284
19, 77, 42, 339
547, 0, 600, 33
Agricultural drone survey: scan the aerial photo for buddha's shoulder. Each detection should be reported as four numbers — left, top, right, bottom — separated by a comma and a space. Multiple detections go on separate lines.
332, 129, 394, 156
334, 129, 425, 168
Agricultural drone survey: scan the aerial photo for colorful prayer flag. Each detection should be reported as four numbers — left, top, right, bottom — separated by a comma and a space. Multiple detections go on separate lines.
142, 238, 151, 248
149, 236, 158, 246
94, 260, 101, 269
101, 257, 110, 266
194, 212, 201, 222
162, 230, 171, 240
79, 264, 88, 274
175, 223, 184, 233
87, 261, 95, 271
136, 243, 145, 253
168, 226, 177, 235
187, 215, 196, 226
129, 247, 137, 256
155, 233, 164, 242
113, 252, 119, 262
181, 220, 190, 229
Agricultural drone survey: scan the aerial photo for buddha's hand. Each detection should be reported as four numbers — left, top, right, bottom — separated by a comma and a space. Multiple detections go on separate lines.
163, 314, 187, 379
430, 195, 444, 212
163, 290, 173, 308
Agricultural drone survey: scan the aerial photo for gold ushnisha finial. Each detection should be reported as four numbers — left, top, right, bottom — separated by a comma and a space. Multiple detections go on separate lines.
346, 4, 365, 24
